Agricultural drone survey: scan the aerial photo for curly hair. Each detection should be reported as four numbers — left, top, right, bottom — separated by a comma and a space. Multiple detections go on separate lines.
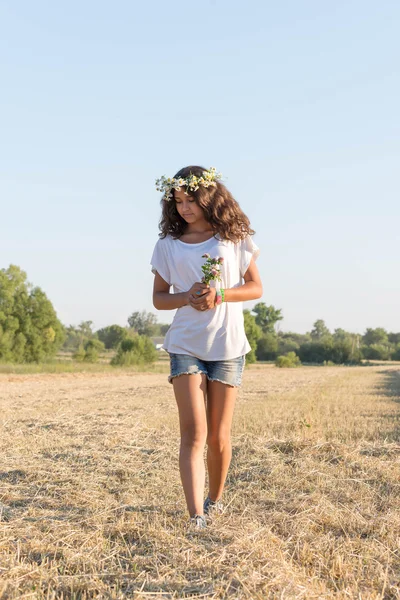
158, 165, 255, 242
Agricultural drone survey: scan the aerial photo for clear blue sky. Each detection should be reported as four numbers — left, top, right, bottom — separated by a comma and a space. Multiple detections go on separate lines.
1, 1, 399, 334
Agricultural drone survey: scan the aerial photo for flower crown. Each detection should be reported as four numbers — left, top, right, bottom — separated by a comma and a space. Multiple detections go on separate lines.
155, 167, 223, 202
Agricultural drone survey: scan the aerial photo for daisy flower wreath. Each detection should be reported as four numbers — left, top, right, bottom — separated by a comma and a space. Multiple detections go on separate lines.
155, 167, 223, 202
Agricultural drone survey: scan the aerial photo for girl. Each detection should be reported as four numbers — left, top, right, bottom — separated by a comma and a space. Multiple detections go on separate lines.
151, 166, 263, 528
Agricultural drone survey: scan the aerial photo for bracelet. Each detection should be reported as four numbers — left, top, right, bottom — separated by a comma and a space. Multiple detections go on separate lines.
215, 288, 225, 305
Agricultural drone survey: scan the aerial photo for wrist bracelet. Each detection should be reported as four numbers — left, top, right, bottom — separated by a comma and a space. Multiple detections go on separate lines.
216, 288, 225, 305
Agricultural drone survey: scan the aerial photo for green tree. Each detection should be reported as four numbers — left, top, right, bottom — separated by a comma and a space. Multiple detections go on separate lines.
277, 336, 300, 355
159, 323, 171, 336
298, 340, 333, 364
391, 345, 400, 361
361, 344, 391, 361
111, 336, 158, 366
388, 332, 400, 345
63, 321, 97, 351
78, 321, 94, 342
243, 310, 262, 363
24, 288, 65, 361
362, 328, 389, 346
252, 303, 283, 333
278, 331, 311, 346
12, 332, 27, 363
333, 328, 351, 342
310, 319, 331, 341
0, 265, 64, 363
256, 333, 278, 361
63, 326, 82, 351
332, 330, 362, 362
96, 324, 127, 349
128, 311, 158, 336
298, 338, 361, 365
331, 340, 362, 364
0, 326, 13, 361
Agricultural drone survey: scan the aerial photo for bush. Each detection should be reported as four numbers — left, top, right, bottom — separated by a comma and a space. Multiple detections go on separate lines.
298, 341, 333, 364
96, 325, 127, 349
119, 339, 136, 352
330, 340, 362, 365
111, 335, 158, 366
256, 333, 278, 361
298, 340, 362, 365
73, 345, 86, 362
277, 337, 300, 356
275, 352, 301, 368
391, 345, 400, 361
361, 344, 391, 361
84, 348, 98, 362
83, 342, 99, 363
72, 339, 104, 363
243, 310, 262, 364
84, 339, 105, 353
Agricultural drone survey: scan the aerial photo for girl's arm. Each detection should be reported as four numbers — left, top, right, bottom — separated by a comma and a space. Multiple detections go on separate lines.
153, 258, 262, 311
153, 272, 188, 310
224, 257, 263, 302
153, 272, 209, 310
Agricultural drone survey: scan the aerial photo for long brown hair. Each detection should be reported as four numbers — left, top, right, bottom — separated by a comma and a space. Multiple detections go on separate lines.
158, 166, 255, 241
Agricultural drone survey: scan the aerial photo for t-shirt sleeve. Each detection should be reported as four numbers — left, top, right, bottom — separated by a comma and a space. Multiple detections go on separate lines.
150, 239, 171, 285
239, 236, 260, 278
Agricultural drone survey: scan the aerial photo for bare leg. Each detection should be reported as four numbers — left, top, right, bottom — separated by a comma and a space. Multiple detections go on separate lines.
206, 381, 238, 502
173, 374, 208, 517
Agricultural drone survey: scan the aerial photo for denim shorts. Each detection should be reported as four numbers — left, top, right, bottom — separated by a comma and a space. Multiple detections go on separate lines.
168, 353, 245, 387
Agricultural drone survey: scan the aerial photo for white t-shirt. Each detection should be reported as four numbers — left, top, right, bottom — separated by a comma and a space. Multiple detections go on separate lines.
150, 234, 260, 361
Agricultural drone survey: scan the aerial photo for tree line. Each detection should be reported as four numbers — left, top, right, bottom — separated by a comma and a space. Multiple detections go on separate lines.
244, 308, 400, 364
0, 266, 159, 365
1, 265, 399, 365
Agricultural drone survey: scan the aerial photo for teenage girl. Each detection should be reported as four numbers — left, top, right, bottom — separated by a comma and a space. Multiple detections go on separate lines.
151, 166, 263, 528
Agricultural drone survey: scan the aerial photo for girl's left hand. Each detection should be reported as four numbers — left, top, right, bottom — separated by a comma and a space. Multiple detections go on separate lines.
189, 286, 217, 311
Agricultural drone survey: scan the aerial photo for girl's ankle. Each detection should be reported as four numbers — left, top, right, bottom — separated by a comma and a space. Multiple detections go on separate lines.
207, 495, 221, 503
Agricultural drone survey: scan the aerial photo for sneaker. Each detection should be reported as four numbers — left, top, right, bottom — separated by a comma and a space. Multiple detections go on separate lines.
203, 496, 224, 515
189, 514, 207, 529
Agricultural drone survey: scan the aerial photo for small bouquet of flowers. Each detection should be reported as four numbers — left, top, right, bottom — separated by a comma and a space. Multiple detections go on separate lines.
201, 253, 224, 285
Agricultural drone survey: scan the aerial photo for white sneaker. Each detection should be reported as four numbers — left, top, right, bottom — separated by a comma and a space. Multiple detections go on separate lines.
203, 496, 224, 515
189, 514, 207, 529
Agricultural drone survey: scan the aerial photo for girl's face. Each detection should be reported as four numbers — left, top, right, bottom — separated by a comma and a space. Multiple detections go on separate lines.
174, 188, 207, 226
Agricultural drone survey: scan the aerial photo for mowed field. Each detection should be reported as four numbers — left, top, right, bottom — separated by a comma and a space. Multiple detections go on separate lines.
0, 364, 399, 599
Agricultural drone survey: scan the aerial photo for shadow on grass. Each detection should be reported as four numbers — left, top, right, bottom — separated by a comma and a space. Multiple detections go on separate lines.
374, 369, 400, 442
376, 369, 400, 402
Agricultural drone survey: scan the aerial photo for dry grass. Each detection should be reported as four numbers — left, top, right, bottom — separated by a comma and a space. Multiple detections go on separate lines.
0, 354, 170, 375
0, 365, 399, 599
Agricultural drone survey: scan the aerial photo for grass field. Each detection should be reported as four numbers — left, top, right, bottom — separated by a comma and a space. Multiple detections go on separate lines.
0, 364, 399, 599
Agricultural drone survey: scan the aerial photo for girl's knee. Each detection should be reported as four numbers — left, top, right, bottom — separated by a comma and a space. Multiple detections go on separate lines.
207, 432, 231, 454
181, 428, 207, 450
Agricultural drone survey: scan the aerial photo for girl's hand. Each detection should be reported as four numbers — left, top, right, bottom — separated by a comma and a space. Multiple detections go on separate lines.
189, 285, 217, 311
187, 282, 209, 301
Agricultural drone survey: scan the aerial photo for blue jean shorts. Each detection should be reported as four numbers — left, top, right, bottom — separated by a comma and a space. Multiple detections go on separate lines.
168, 353, 245, 387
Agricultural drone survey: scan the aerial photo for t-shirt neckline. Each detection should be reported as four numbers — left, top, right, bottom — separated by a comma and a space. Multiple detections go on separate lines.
176, 234, 219, 247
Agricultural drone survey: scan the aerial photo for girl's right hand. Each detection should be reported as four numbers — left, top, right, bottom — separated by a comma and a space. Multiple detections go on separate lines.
186, 282, 209, 305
